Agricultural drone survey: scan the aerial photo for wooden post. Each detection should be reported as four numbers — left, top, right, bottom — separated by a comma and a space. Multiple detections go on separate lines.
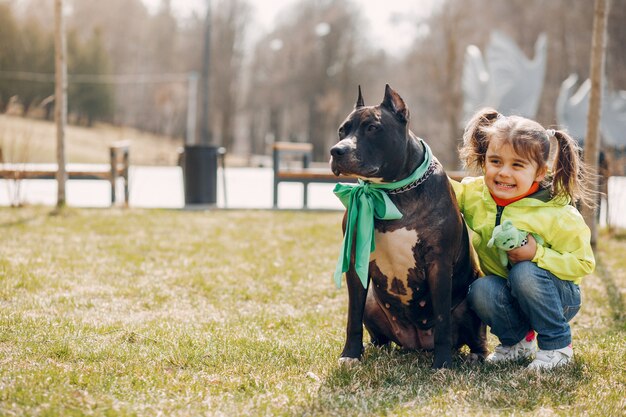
582, 0, 610, 247
109, 146, 117, 205
122, 146, 129, 207
54, 0, 68, 207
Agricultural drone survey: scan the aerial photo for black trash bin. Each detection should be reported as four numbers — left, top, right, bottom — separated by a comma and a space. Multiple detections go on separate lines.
182, 145, 219, 206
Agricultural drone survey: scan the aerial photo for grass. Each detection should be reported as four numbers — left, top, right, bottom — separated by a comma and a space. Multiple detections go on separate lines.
0, 207, 624, 416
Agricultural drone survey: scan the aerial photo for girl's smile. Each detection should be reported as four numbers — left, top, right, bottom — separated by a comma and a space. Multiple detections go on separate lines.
484, 141, 546, 200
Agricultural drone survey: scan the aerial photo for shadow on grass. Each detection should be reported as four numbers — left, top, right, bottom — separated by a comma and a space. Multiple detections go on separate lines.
0, 205, 69, 228
297, 345, 590, 416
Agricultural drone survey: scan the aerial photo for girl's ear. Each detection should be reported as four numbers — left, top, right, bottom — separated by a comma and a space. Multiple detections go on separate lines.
535, 164, 548, 182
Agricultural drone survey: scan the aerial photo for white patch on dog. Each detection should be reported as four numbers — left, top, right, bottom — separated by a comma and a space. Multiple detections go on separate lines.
370, 228, 419, 304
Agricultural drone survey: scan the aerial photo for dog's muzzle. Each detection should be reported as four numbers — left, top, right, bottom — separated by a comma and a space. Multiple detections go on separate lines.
330, 143, 352, 176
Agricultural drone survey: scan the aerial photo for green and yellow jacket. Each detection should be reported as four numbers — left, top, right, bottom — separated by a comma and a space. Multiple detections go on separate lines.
451, 176, 595, 285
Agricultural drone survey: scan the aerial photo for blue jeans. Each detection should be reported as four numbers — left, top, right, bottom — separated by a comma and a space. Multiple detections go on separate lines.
467, 261, 581, 350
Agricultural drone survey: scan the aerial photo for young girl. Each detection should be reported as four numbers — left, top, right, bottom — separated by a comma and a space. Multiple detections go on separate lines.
452, 108, 596, 370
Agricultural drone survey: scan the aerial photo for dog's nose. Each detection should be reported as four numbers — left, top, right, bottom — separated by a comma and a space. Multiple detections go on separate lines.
330, 144, 347, 157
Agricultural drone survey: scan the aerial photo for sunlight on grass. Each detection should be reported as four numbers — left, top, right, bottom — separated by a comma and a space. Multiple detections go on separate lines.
0, 207, 624, 416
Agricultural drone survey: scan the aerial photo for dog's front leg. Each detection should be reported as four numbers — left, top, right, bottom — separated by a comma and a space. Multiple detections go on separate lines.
339, 267, 368, 364
427, 261, 453, 369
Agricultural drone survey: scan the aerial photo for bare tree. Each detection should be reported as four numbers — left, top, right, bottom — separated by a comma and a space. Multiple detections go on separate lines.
54, 0, 67, 207
211, 0, 250, 151
68, 0, 157, 130
199, 0, 212, 146
441, 2, 463, 169
582, 0, 610, 246
246, 0, 363, 161
8, 0, 626, 167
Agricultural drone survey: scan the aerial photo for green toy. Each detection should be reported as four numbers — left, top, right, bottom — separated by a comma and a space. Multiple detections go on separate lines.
487, 219, 544, 266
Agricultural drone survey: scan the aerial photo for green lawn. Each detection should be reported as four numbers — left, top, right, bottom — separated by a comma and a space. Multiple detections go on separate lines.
0, 207, 624, 416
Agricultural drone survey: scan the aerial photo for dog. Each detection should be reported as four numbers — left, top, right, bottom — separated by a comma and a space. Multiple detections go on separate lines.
330, 85, 487, 369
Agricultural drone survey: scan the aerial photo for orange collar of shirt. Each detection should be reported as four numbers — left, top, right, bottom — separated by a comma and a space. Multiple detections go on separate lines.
491, 182, 541, 207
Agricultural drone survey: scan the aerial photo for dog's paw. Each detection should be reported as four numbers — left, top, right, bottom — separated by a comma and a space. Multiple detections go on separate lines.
338, 357, 361, 367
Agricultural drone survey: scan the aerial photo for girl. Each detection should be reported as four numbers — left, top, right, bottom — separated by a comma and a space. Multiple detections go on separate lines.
452, 108, 596, 370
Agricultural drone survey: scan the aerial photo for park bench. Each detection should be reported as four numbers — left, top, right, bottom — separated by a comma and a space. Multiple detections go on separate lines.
272, 141, 468, 209
272, 141, 356, 209
0, 141, 130, 206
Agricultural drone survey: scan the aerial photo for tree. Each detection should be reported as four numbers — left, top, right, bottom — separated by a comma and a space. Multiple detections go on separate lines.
5, 0, 626, 164
68, 28, 114, 126
582, 0, 610, 246
68, 0, 152, 128
144, 0, 186, 136
210, 0, 251, 151
246, 0, 363, 161
198, 0, 212, 145
54, 0, 67, 208
0, 5, 20, 111
0, 6, 55, 114
17, 18, 55, 115
431, 1, 465, 169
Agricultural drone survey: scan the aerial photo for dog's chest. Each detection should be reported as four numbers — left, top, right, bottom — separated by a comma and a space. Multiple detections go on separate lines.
370, 227, 423, 305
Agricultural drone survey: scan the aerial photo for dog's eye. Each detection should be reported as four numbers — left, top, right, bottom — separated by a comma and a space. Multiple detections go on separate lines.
366, 124, 378, 133
338, 126, 345, 137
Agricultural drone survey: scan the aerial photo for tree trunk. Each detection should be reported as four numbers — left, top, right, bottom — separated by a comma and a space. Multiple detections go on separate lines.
199, 0, 212, 145
582, 0, 610, 247
444, 3, 461, 170
54, 0, 67, 208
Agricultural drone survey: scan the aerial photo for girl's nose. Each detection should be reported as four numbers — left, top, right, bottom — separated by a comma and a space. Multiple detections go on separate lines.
498, 166, 512, 177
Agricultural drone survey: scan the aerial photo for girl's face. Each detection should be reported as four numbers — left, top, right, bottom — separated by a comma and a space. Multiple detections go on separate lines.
484, 140, 547, 200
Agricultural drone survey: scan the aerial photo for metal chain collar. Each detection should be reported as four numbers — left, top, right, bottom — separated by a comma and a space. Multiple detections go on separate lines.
387, 161, 437, 195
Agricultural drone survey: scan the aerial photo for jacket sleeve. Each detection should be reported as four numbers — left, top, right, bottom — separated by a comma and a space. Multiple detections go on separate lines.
448, 177, 464, 212
531, 208, 595, 283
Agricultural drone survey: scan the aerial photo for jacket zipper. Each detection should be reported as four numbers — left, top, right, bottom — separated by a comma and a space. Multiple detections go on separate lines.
495, 205, 505, 227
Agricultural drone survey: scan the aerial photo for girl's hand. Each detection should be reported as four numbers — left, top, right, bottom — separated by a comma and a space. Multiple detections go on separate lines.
507, 233, 537, 263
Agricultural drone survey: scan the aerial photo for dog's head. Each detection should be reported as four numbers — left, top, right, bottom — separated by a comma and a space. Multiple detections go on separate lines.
330, 84, 412, 182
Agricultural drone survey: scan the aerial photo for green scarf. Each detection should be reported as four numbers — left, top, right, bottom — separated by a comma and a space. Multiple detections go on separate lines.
333, 140, 433, 289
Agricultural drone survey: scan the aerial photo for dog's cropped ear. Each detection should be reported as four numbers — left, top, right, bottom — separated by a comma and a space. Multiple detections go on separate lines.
381, 84, 409, 123
355, 85, 365, 109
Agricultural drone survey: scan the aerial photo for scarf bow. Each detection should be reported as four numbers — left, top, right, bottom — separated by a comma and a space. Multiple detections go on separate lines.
332, 140, 433, 288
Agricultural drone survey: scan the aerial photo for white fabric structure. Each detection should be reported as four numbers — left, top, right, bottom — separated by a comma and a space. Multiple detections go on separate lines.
557, 73, 626, 147
462, 31, 547, 124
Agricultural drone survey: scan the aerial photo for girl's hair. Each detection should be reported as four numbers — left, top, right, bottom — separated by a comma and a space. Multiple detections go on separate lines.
460, 107, 596, 207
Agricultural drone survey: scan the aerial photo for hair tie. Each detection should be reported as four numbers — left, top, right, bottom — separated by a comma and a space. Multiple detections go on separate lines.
546, 129, 556, 137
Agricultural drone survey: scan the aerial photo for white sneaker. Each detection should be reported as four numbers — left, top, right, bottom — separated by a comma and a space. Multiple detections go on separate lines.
486, 332, 537, 363
527, 345, 573, 370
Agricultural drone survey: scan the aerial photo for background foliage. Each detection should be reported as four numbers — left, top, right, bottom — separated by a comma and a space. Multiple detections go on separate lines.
1, 0, 625, 167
